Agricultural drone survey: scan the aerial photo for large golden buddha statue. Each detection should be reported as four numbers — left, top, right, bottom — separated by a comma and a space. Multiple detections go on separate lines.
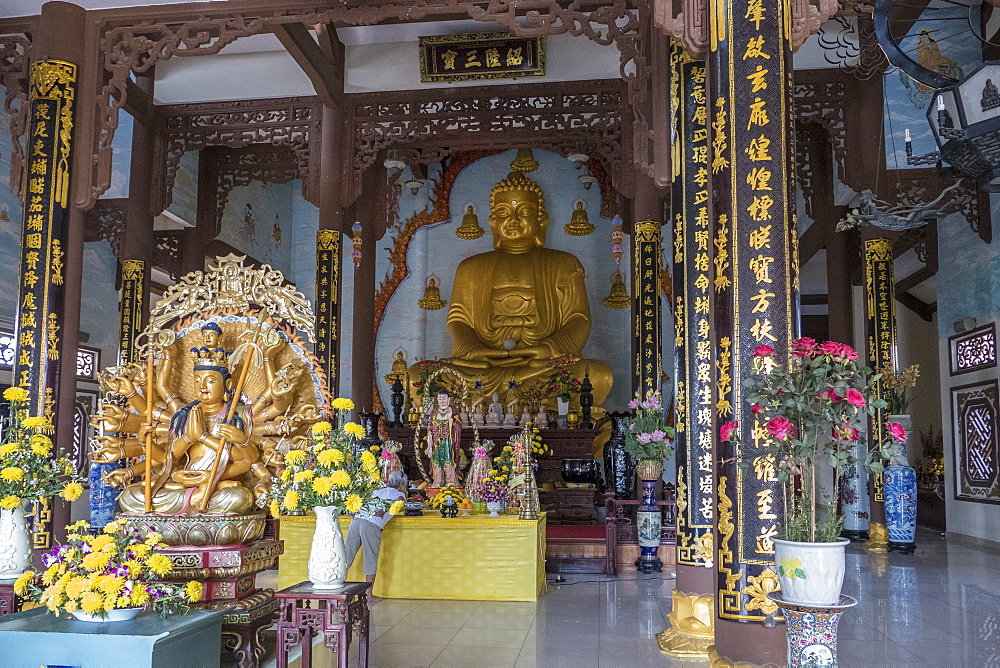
416, 161, 612, 406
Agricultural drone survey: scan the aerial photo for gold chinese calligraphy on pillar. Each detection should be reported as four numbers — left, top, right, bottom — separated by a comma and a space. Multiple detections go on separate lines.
864, 238, 895, 503
709, 0, 798, 623
316, 230, 341, 393
13, 59, 77, 551
671, 43, 715, 569
634, 221, 663, 394
118, 259, 145, 366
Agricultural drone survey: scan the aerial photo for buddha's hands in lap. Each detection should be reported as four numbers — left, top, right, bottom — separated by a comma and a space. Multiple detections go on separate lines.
172, 469, 210, 486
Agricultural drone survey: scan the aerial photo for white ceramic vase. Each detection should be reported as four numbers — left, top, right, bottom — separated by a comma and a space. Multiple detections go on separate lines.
486, 501, 504, 517
774, 537, 850, 606
71, 607, 143, 623
0, 502, 31, 579
308, 505, 349, 589
557, 397, 570, 416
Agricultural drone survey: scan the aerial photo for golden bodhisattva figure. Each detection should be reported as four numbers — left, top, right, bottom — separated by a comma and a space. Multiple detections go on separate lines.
411, 156, 612, 408
92, 255, 323, 529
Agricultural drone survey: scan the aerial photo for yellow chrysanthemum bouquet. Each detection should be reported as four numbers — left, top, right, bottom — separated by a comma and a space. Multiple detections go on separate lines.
0, 388, 84, 511
14, 520, 202, 619
261, 398, 400, 516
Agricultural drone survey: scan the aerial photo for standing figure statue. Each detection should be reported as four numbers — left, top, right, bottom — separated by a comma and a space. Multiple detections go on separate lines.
425, 390, 462, 487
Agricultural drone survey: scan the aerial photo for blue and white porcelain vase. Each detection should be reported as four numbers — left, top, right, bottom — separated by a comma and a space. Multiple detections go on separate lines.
883, 462, 917, 554
635, 459, 663, 573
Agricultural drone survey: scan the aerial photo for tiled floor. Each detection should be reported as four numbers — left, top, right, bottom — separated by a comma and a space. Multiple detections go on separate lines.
265, 526, 1000, 667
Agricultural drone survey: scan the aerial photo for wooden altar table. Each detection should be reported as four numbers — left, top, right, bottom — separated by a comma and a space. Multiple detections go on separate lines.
278, 513, 546, 601
0, 607, 223, 667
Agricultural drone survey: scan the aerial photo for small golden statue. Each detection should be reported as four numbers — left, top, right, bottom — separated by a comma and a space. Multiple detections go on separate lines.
385, 350, 409, 385
456, 205, 485, 240
603, 271, 630, 309
417, 276, 447, 311
93, 254, 323, 529
564, 201, 595, 236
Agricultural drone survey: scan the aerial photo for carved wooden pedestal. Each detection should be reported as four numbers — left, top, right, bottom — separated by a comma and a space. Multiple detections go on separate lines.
275, 581, 372, 668
202, 589, 280, 668
0, 580, 21, 617
556, 487, 598, 524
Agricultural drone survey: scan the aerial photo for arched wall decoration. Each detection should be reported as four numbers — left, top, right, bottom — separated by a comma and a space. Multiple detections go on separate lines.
368, 148, 617, 417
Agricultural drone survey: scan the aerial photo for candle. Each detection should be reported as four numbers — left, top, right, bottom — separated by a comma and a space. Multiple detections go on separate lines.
905, 128, 911, 142
937, 96, 945, 110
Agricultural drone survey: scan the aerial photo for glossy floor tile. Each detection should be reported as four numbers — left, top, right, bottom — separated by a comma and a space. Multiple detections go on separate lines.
252, 526, 999, 667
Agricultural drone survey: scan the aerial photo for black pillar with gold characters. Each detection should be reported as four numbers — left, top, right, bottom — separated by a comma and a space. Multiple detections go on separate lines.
118, 260, 145, 366
634, 221, 663, 395
316, 229, 341, 395
12, 60, 78, 552
708, 0, 799, 663
863, 237, 895, 552
658, 43, 716, 660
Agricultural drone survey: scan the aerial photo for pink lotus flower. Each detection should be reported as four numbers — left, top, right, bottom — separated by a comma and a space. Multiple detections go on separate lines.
751, 403, 764, 415
719, 421, 739, 442
649, 429, 668, 442
636, 432, 653, 444
766, 416, 797, 441
628, 398, 639, 409
845, 388, 866, 408
886, 422, 908, 443
753, 345, 774, 357
791, 337, 818, 357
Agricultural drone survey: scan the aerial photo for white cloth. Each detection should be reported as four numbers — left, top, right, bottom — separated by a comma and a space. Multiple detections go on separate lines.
356, 486, 405, 529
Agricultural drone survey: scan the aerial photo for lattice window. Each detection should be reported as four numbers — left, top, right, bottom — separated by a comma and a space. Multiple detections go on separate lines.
0, 332, 14, 369
952, 380, 1000, 504
950, 324, 998, 376
76, 346, 100, 380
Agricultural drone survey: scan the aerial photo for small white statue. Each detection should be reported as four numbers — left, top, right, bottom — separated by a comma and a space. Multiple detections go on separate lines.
460, 406, 470, 426
519, 407, 532, 426
485, 394, 502, 427
471, 405, 485, 428
503, 404, 518, 428
535, 408, 548, 428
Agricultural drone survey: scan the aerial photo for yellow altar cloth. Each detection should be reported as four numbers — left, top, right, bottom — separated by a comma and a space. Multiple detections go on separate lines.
278, 513, 546, 601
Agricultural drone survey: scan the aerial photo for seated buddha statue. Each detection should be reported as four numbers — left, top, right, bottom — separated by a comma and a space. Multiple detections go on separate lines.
411, 165, 612, 407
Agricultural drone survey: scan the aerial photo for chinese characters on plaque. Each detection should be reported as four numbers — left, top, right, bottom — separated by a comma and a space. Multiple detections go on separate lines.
419, 32, 545, 83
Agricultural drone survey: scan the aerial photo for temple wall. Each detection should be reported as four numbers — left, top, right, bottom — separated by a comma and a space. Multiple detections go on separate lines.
937, 198, 1000, 543
373, 149, 635, 414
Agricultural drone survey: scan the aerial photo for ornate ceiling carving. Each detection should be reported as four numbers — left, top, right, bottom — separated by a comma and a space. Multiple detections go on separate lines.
83, 198, 126, 257
152, 96, 320, 216
0, 33, 30, 200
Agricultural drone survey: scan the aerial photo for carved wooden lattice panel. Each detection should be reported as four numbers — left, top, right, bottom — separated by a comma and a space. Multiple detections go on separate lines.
952, 380, 1000, 504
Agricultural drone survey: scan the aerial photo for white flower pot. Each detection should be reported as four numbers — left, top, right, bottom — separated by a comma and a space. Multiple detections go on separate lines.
557, 398, 570, 416
0, 503, 31, 578
774, 538, 849, 606
486, 501, 504, 517
308, 506, 348, 589
71, 607, 143, 623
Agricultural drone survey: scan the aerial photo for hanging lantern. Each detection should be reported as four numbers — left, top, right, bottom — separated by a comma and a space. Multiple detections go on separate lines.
603, 270, 630, 309
611, 215, 624, 264
351, 221, 363, 268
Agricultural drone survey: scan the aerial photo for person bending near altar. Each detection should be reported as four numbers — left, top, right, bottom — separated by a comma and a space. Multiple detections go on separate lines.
345, 470, 408, 603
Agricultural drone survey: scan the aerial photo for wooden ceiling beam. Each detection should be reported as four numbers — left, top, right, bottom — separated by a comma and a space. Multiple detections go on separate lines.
895, 265, 935, 295
275, 21, 343, 108
897, 291, 936, 323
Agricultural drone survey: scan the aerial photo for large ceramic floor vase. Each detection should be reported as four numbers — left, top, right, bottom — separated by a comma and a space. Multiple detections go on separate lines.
773, 537, 850, 606
0, 502, 31, 578
884, 462, 917, 554
308, 505, 349, 589
635, 459, 663, 574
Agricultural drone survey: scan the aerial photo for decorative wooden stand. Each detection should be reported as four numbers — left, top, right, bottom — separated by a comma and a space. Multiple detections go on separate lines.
555, 487, 598, 524
161, 539, 284, 667
0, 579, 21, 617
275, 581, 372, 668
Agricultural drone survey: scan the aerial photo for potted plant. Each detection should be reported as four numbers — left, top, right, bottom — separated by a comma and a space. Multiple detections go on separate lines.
622, 390, 675, 573
261, 398, 403, 589
0, 387, 85, 578
876, 363, 919, 432
14, 520, 202, 621
720, 339, 884, 605
545, 359, 582, 416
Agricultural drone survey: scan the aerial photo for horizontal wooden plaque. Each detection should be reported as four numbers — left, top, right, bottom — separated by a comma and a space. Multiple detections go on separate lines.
419, 31, 545, 83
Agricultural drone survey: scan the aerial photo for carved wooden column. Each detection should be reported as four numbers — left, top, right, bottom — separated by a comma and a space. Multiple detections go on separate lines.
351, 167, 380, 413
632, 178, 665, 396
659, 43, 715, 660
708, 0, 800, 663
862, 235, 896, 552
15, 1, 88, 552
315, 102, 346, 396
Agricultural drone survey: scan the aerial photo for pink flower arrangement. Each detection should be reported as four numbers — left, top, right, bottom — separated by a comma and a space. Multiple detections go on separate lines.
753, 344, 775, 357
719, 420, 739, 442
819, 388, 842, 403
765, 416, 797, 442
886, 422, 908, 443
791, 337, 818, 357
845, 388, 866, 408
623, 390, 674, 462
